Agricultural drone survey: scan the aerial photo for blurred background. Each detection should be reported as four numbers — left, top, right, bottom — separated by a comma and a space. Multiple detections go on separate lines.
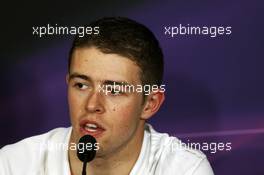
1, 0, 263, 174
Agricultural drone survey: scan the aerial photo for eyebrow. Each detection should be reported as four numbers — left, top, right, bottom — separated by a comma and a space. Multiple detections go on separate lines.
69, 73, 133, 86
69, 73, 92, 81
103, 80, 131, 86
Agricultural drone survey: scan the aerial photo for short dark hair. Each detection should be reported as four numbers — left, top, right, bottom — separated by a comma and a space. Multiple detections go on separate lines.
69, 17, 164, 86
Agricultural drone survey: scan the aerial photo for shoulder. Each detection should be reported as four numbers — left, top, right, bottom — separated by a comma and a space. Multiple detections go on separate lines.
146, 124, 214, 175
0, 127, 71, 174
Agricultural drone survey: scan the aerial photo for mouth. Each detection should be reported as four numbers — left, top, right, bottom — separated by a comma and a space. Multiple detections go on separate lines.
79, 120, 106, 138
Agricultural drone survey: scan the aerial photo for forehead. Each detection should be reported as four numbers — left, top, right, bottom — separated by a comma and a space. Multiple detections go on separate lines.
70, 47, 142, 84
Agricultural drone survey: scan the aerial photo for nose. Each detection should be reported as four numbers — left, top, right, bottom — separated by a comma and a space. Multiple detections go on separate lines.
85, 90, 105, 114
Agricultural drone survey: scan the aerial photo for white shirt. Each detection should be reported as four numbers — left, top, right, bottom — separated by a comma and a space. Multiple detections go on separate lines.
0, 124, 214, 175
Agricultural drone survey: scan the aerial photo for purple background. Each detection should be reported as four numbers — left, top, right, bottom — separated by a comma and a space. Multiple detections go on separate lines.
1, 1, 264, 174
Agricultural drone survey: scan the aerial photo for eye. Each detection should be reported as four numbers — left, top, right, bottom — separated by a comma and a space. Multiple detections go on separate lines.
105, 86, 124, 96
110, 89, 122, 95
74, 83, 89, 90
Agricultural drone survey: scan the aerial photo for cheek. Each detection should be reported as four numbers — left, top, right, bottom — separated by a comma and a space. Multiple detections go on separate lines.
108, 93, 143, 117
109, 94, 143, 123
111, 99, 141, 117
68, 90, 86, 120
110, 102, 142, 134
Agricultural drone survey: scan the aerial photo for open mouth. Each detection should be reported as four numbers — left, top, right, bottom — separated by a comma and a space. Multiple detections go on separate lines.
79, 120, 105, 138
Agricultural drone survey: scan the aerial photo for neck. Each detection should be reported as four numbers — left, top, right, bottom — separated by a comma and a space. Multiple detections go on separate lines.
68, 122, 145, 175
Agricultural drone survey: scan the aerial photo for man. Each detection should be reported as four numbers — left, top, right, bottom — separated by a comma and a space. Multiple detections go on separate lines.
0, 17, 214, 175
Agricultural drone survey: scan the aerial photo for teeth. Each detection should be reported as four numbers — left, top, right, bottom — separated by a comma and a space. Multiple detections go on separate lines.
85, 123, 98, 132
86, 123, 98, 128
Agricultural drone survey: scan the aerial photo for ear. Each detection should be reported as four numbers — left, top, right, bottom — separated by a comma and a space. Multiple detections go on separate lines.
140, 91, 165, 120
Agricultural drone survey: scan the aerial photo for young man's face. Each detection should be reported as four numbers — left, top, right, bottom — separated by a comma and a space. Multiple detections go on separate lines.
67, 47, 146, 157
